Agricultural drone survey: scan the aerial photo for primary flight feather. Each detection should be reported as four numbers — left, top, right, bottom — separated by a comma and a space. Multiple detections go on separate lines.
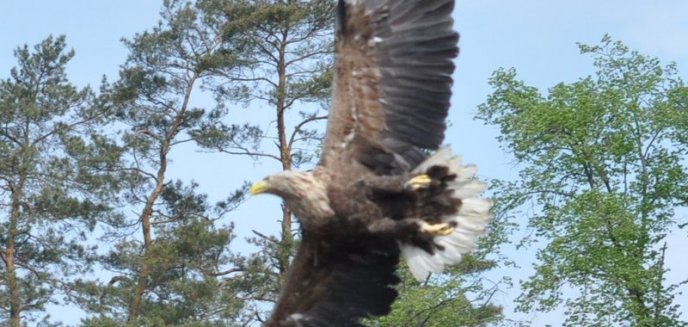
250, 0, 492, 325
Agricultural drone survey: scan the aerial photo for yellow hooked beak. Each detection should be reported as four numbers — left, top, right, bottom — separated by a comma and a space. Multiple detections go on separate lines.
250, 180, 269, 195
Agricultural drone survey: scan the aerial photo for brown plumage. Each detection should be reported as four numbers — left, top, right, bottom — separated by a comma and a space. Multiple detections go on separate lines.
250, 1, 492, 326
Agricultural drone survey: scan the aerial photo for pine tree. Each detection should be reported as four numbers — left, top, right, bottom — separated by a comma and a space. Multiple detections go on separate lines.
0, 36, 122, 327
71, 1, 253, 325
192, 0, 334, 321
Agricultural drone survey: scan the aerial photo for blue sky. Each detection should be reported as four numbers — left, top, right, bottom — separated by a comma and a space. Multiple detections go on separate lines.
1, 1, 687, 326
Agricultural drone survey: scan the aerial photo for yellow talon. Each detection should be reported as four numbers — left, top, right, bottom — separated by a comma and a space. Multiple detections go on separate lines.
405, 174, 432, 191
419, 221, 454, 236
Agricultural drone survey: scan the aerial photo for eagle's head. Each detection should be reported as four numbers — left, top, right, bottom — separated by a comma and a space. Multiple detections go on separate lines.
250, 170, 334, 226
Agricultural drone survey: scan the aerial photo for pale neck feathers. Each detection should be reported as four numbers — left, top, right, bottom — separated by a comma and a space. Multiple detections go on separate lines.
273, 171, 334, 228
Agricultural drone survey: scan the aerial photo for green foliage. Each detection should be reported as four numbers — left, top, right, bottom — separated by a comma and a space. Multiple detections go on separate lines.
477, 35, 688, 326
370, 262, 503, 327
0, 35, 123, 326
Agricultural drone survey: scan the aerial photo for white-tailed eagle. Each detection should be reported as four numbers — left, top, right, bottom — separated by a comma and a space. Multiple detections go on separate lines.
250, 0, 492, 325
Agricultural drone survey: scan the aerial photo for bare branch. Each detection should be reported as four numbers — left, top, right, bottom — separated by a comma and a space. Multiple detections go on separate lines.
219, 147, 281, 162
252, 230, 278, 244
287, 115, 327, 151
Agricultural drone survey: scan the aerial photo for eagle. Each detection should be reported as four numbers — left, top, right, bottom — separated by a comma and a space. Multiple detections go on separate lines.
249, 0, 492, 326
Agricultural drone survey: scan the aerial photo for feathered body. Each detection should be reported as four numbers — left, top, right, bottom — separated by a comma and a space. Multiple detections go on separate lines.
250, 1, 492, 326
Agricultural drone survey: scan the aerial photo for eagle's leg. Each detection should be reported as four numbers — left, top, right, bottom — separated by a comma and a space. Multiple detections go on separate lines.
362, 171, 451, 196
364, 217, 453, 254
362, 169, 450, 197
359, 174, 410, 194
407, 166, 458, 191
417, 220, 455, 236
359, 173, 457, 236
404, 174, 432, 191
362, 173, 438, 193
367, 218, 454, 237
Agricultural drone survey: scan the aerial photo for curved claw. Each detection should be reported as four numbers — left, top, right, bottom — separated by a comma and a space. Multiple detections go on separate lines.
405, 174, 432, 191
418, 221, 454, 236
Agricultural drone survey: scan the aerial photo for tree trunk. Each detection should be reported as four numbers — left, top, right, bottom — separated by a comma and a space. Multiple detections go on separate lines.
127, 151, 166, 322
6, 222, 20, 327
126, 75, 195, 322
275, 25, 292, 279
5, 173, 27, 327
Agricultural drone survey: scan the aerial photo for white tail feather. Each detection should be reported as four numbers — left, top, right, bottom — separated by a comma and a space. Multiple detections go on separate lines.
401, 244, 444, 280
402, 146, 493, 280
455, 165, 478, 179
460, 198, 492, 216
450, 180, 487, 198
412, 147, 453, 173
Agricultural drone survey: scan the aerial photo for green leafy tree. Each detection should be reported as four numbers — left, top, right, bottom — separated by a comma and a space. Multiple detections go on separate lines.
477, 35, 688, 327
370, 264, 503, 327
72, 1, 253, 325
0, 36, 122, 327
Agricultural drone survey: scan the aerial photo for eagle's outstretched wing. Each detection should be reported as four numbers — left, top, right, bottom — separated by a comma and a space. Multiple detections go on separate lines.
321, 0, 459, 172
266, 233, 400, 326
319, 0, 490, 283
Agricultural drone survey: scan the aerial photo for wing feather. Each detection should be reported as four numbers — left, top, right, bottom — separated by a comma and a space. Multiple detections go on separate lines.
321, 0, 459, 171
267, 233, 400, 326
